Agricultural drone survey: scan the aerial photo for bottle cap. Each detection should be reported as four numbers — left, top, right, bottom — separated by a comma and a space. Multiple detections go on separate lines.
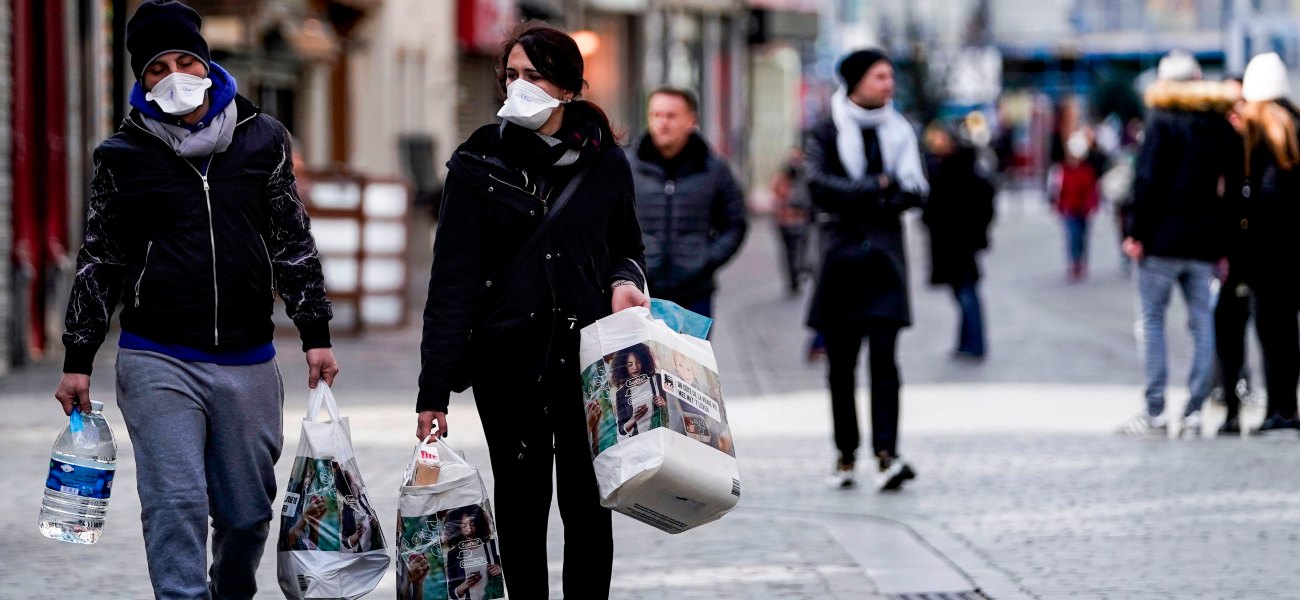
90, 400, 104, 412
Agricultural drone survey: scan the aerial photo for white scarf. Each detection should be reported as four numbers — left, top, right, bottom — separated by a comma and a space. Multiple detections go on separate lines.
140, 99, 238, 158
830, 88, 929, 195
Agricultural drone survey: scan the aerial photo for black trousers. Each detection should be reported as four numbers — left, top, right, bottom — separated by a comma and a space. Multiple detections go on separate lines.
473, 343, 613, 599
1253, 287, 1300, 419
1215, 277, 1253, 419
824, 320, 902, 463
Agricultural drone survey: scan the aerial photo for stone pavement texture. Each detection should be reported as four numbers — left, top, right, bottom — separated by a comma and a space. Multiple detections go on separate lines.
3, 192, 1298, 599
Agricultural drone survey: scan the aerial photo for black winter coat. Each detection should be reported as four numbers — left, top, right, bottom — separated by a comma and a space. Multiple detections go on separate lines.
62, 95, 332, 374
922, 147, 995, 287
417, 123, 647, 413
629, 133, 747, 303
1232, 103, 1300, 293
1126, 80, 1239, 262
803, 117, 923, 330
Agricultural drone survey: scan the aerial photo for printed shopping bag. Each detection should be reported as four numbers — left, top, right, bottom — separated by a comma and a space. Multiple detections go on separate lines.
579, 305, 741, 534
396, 436, 506, 600
277, 383, 389, 599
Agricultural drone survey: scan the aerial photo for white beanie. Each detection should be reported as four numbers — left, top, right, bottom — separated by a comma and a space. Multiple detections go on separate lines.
1242, 52, 1291, 102
1157, 50, 1200, 81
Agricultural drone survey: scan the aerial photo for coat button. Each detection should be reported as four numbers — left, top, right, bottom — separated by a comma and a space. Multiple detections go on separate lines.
665, 181, 676, 194
1242, 184, 1251, 198
529, 312, 535, 318
1241, 219, 1249, 230
530, 210, 536, 216
545, 254, 552, 259
485, 280, 493, 288
487, 186, 495, 192
559, 358, 566, 364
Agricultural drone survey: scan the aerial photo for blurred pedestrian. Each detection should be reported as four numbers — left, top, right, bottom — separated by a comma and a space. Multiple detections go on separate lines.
54, 1, 338, 596
1050, 131, 1099, 281
630, 87, 747, 318
1117, 51, 1237, 437
415, 21, 648, 599
771, 147, 812, 296
804, 48, 927, 491
922, 122, 996, 361
1231, 52, 1300, 434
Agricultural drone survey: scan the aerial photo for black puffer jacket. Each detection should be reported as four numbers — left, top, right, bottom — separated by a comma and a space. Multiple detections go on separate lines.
1126, 80, 1239, 261
922, 146, 995, 287
628, 133, 747, 303
417, 122, 646, 413
803, 117, 923, 330
63, 95, 332, 374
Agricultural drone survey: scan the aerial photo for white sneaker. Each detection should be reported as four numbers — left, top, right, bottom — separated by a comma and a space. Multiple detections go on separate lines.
1180, 412, 1203, 438
876, 456, 916, 492
829, 462, 856, 489
1117, 412, 1168, 436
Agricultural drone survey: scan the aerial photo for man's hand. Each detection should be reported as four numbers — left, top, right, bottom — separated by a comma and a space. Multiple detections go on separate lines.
417, 410, 448, 440
1122, 237, 1144, 261
54, 373, 92, 416
612, 283, 650, 313
305, 348, 340, 389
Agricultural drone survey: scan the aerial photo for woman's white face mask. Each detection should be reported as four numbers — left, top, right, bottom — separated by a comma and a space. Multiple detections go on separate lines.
497, 79, 568, 130
145, 72, 212, 116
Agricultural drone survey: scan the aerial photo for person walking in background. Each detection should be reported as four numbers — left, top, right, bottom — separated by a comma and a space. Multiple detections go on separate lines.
415, 22, 648, 598
1231, 52, 1300, 435
922, 122, 996, 361
1116, 51, 1237, 437
1050, 131, 1100, 282
771, 147, 813, 297
629, 87, 747, 318
804, 48, 927, 492
53, 1, 339, 597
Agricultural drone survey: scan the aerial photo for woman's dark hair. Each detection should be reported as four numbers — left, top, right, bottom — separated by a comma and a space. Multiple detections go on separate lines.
443, 505, 490, 542
611, 343, 657, 387
496, 20, 617, 143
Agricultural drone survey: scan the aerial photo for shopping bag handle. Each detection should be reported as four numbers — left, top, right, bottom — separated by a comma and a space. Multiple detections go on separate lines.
627, 257, 650, 297
306, 382, 341, 423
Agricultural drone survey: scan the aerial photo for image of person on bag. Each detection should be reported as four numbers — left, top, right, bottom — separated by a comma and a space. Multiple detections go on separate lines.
804, 48, 926, 492
441, 505, 505, 600
416, 21, 649, 599
613, 343, 668, 438
51, 1, 338, 598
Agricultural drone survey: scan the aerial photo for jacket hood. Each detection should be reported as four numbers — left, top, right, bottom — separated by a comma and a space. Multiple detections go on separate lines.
1144, 80, 1236, 112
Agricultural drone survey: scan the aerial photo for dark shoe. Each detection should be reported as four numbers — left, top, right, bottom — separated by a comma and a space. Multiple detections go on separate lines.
875, 452, 915, 492
1218, 416, 1241, 435
1252, 414, 1300, 435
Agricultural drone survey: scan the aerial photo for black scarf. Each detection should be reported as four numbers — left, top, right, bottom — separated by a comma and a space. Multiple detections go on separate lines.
499, 101, 608, 173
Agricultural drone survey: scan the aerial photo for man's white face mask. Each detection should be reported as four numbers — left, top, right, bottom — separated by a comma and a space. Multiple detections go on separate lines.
145, 72, 212, 116
497, 79, 568, 130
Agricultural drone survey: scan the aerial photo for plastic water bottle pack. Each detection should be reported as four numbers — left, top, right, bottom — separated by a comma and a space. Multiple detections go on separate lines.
38, 400, 118, 544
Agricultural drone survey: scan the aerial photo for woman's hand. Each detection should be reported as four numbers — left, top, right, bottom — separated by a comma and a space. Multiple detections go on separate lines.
417, 410, 448, 440
612, 283, 650, 313
488, 564, 502, 577
633, 404, 649, 420
586, 402, 602, 431
653, 396, 667, 409
407, 554, 430, 584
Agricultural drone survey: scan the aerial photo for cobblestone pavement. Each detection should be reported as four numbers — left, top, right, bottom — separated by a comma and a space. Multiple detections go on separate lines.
3, 193, 1296, 599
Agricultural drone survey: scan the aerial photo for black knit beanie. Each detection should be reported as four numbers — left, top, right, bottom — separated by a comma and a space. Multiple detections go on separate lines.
126, 0, 210, 79
838, 48, 892, 90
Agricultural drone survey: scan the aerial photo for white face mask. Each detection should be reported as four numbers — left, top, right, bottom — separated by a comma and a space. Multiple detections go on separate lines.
497, 79, 568, 130
145, 72, 212, 116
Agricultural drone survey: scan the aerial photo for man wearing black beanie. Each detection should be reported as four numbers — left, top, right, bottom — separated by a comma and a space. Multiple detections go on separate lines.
52, 1, 342, 598
803, 48, 928, 492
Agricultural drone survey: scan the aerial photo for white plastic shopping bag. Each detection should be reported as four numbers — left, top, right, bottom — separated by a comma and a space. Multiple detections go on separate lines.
396, 435, 507, 600
579, 306, 741, 533
277, 383, 389, 599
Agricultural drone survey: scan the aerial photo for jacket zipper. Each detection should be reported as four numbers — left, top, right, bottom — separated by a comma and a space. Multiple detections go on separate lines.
127, 113, 260, 346
259, 234, 277, 299
133, 241, 153, 307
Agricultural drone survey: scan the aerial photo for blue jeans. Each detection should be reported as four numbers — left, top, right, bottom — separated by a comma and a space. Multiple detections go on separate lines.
1063, 216, 1089, 265
952, 282, 986, 356
1137, 257, 1216, 418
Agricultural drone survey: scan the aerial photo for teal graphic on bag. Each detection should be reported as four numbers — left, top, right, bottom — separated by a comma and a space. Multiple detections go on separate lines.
650, 299, 712, 339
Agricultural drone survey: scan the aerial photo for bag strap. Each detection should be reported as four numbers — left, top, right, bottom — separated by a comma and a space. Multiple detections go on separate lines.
305, 382, 341, 423
487, 165, 591, 295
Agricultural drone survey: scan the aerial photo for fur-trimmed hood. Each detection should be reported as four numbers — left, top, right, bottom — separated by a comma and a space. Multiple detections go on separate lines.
1144, 80, 1237, 112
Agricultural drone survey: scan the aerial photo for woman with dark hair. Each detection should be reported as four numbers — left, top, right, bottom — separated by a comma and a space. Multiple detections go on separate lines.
611, 343, 667, 438
414, 21, 648, 597
1232, 53, 1300, 433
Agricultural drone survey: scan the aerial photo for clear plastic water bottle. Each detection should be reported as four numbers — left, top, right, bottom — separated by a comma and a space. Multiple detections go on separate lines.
38, 400, 118, 544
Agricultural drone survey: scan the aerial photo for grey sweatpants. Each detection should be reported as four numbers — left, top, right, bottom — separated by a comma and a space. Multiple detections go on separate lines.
115, 349, 284, 600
